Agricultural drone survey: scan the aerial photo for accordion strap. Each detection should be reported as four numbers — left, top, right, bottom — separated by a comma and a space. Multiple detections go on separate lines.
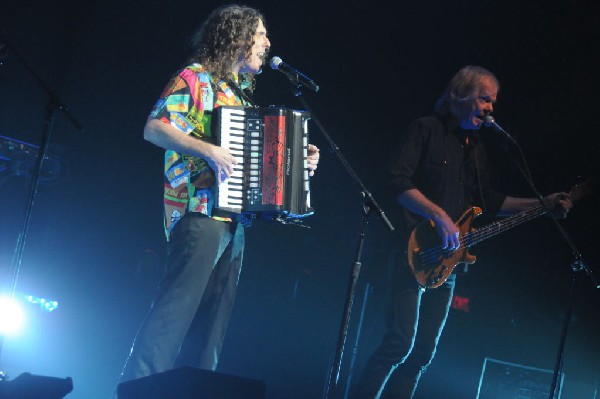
224, 78, 257, 107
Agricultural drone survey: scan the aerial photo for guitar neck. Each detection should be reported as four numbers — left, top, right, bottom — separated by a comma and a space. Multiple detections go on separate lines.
466, 198, 558, 247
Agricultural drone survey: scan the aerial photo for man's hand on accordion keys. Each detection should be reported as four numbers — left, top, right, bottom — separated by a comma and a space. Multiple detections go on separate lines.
208, 142, 318, 182
307, 144, 320, 177
206, 144, 239, 182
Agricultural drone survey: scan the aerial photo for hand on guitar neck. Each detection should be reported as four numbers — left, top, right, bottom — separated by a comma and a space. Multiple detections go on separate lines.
499, 191, 573, 219
542, 192, 573, 219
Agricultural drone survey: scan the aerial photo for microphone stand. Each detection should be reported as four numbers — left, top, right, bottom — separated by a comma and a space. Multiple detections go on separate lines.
488, 119, 599, 399
0, 32, 84, 363
283, 80, 395, 399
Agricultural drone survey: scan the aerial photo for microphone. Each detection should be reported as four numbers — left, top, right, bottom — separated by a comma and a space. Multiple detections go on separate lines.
483, 115, 501, 131
269, 56, 319, 92
482, 115, 517, 144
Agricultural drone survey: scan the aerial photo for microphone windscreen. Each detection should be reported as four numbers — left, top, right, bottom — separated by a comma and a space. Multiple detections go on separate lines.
269, 56, 283, 70
484, 115, 495, 127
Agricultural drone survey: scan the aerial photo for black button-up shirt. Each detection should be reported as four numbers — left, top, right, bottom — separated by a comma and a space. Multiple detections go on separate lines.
391, 114, 506, 242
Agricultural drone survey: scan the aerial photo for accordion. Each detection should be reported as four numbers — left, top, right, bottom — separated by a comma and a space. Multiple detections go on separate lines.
213, 106, 314, 219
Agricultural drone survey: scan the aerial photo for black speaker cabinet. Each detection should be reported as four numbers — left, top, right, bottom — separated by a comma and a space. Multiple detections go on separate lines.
476, 357, 564, 399
117, 367, 265, 399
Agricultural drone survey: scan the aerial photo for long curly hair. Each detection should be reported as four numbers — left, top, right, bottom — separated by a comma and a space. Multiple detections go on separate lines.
188, 4, 266, 91
434, 66, 499, 117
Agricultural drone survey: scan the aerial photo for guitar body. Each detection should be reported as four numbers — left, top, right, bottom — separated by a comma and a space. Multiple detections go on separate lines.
408, 206, 482, 288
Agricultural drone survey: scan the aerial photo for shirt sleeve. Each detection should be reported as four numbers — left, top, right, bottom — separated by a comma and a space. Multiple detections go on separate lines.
149, 68, 209, 138
390, 118, 427, 195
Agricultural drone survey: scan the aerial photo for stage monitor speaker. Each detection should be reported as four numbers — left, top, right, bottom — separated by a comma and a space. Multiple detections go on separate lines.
476, 357, 564, 399
117, 367, 265, 399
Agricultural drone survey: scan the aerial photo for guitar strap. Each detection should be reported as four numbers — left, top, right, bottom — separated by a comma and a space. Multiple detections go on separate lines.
458, 129, 488, 213
472, 140, 488, 212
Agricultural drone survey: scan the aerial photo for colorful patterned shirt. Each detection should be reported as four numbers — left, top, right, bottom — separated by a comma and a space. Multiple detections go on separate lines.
149, 64, 249, 239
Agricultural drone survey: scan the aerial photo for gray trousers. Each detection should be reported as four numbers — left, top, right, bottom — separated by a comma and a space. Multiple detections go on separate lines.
119, 213, 245, 382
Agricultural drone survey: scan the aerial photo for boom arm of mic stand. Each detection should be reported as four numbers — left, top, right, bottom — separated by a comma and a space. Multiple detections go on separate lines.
0, 32, 84, 132
291, 86, 394, 232
503, 127, 596, 286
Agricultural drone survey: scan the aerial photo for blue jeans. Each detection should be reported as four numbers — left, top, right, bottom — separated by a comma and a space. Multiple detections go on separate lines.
353, 260, 456, 399
119, 213, 245, 382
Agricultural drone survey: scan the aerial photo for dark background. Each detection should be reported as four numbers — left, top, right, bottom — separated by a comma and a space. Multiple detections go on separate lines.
1, 1, 599, 398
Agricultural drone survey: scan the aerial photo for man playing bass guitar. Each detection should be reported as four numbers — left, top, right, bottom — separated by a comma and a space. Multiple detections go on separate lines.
352, 66, 573, 399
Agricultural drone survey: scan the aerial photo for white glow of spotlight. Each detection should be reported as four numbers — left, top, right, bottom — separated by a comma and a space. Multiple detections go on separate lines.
0, 296, 25, 335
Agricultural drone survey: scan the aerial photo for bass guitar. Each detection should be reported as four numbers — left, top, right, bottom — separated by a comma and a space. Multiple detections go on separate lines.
407, 180, 592, 288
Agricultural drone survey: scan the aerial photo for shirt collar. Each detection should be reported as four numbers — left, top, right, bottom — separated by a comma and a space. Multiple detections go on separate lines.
439, 114, 480, 145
